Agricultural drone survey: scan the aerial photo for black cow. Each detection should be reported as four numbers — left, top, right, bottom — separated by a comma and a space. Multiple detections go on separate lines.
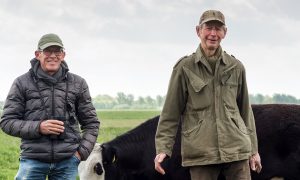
79, 104, 300, 180
251, 104, 300, 179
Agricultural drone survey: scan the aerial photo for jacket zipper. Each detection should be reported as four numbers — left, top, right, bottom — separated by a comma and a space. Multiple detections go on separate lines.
51, 85, 55, 162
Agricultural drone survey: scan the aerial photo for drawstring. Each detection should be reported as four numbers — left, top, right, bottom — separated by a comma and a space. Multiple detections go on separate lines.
64, 80, 69, 118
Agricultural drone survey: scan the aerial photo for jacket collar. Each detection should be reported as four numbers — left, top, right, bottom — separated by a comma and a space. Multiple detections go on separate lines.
194, 44, 228, 65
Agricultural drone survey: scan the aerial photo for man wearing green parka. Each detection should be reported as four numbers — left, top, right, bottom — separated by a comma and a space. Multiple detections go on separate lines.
154, 10, 262, 180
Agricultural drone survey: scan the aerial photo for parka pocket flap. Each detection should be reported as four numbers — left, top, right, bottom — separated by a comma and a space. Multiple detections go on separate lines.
183, 66, 208, 92
221, 73, 238, 86
221, 65, 239, 86
182, 119, 204, 136
231, 113, 252, 135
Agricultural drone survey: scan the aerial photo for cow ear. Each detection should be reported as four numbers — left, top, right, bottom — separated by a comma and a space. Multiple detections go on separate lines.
101, 143, 117, 164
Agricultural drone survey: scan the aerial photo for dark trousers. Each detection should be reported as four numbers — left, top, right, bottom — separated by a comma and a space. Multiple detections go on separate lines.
189, 160, 251, 180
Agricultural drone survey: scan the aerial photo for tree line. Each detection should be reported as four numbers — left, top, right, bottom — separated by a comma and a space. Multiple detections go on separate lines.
92, 92, 300, 109
0, 93, 299, 111
92, 92, 165, 109
250, 93, 300, 104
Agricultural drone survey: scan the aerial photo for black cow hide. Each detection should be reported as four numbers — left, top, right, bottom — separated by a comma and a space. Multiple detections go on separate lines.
96, 104, 300, 180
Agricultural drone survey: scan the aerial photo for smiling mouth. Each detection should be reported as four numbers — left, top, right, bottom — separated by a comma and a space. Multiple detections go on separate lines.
46, 59, 59, 63
208, 40, 218, 44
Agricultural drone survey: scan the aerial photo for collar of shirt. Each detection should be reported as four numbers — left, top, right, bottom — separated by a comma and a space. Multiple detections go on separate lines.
194, 44, 229, 65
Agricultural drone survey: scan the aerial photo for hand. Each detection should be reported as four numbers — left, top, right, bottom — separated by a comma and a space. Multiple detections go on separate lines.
74, 151, 81, 161
250, 152, 262, 173
39, 119, 65, 135
154, 153, 167, 175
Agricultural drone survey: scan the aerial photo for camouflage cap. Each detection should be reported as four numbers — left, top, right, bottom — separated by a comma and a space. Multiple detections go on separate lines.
199, 10, 225, 25
38, 33, 64, 50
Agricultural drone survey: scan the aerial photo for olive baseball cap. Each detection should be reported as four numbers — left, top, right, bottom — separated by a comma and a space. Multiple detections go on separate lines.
199, 10, 225, 25
38, 33, 64, 50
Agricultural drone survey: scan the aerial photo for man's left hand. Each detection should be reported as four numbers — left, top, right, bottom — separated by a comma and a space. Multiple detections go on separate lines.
74, 151, 81, 161
250, 152, 262, 173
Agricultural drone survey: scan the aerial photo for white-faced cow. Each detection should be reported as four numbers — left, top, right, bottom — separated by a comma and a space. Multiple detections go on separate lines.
79, 104, 300, 180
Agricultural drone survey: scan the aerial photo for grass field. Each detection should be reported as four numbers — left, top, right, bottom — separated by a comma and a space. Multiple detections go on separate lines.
97, 110, 160, 142
0, 110, 160, 179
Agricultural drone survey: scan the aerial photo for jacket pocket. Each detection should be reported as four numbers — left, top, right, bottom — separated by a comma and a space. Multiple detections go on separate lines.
225, 107, 252, 135
183, 67, 212, 110
221, 71, 239, 110
182, 114, 204, 137
181, 112, 213, 159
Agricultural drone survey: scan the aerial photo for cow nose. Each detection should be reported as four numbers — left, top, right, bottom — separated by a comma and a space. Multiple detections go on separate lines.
94, 162, 104, 175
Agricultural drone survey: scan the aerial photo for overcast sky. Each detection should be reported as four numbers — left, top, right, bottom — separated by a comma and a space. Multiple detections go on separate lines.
1, 0, 300, 100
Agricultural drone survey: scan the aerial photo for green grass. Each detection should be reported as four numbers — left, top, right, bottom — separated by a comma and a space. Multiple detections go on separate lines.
98, 110, 160, 142
0, 131, 20, 179
97, 110, 159, 120
0, 110, 160, 179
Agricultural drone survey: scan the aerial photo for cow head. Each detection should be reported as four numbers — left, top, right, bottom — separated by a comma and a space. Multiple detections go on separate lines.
78, 143, 125, 180
78, 143, 105, 180
100, 143, 123, 180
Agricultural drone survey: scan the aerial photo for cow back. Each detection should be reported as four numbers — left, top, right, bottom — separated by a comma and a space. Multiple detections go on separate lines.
252, 104, 300, 179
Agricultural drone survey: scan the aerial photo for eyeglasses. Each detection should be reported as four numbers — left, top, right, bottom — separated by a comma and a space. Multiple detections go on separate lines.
39, 48, 64, 57
203, 25, 223, 32
202, 23, 225, 33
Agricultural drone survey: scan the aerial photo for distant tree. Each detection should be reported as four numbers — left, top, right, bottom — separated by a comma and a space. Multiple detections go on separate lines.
250, 94, 265, 104
92, 94, 116, 109
145, 96, 155, 106
137, 96, 145, 105
156, 95, 164, 107
273, 93, 284, 103
127, 94, 134, 106
255, 94, 264, 104
116, 92, 128, 105
285, 94, 298, 103
91, 93, 300, 109
250, 93, 299, 104
273, 93, 298, 104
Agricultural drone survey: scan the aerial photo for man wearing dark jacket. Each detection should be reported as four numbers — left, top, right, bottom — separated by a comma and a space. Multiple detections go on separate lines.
0, 33, 100, 179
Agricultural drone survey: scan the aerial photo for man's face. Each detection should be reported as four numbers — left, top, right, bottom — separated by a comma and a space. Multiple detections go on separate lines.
197, 21, 227, 51
35, 45, 65, 75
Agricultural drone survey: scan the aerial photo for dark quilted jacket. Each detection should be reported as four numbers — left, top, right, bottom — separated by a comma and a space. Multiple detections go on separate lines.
0, 59, 100, 162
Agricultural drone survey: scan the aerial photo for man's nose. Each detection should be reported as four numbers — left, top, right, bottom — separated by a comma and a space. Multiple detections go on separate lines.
210, 28, 217, 35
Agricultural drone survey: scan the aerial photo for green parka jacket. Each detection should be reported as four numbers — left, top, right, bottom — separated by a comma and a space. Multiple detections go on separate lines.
155, 45, 258, 167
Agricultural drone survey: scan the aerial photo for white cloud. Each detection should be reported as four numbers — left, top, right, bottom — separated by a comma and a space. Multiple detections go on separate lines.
0, 0, 300, 100
225, 42, 300, 98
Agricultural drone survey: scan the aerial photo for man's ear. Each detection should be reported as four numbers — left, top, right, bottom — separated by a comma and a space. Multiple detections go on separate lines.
61, 51, 66, 61
196, 25, 201, 37
223, 26, 227, 38
35, 51, 40, 59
